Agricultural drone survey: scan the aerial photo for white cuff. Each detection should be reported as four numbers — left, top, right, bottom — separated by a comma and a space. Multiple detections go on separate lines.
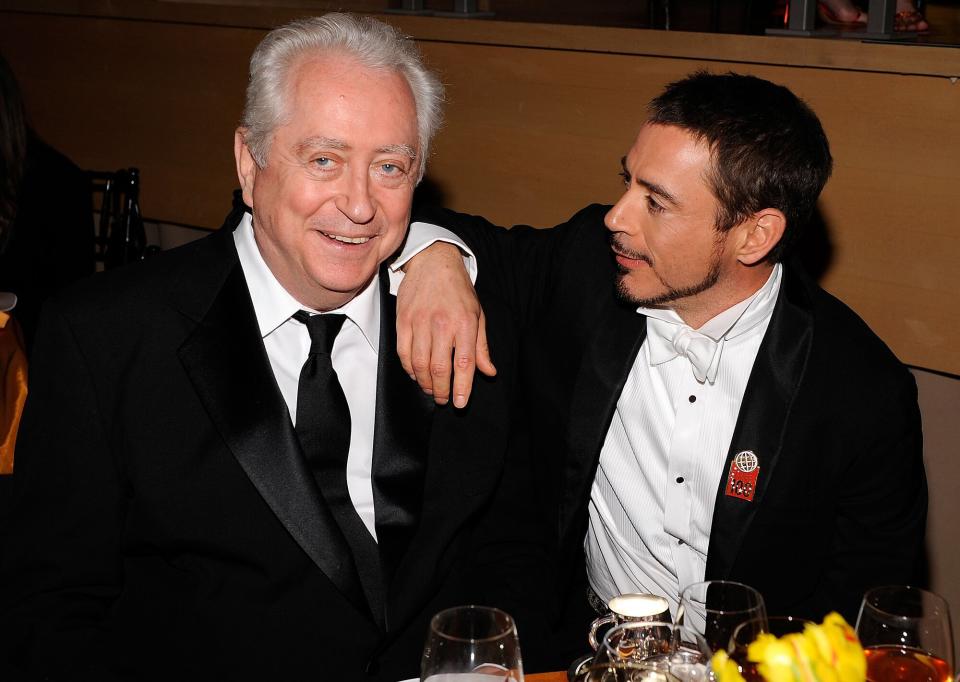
387, 221, 478, 295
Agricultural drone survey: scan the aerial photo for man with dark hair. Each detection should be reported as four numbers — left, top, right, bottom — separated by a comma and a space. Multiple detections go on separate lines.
399, 71, 926, 640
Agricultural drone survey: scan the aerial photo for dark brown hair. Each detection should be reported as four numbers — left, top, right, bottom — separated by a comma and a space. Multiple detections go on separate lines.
648, 71, 833, 263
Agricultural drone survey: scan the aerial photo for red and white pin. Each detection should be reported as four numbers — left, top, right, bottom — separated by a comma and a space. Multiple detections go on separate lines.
724, 450, 759, 502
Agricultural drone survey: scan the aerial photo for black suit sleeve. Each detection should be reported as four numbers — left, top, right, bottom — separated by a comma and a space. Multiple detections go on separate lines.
824, 368, 926, 621
412, 203, 611, 325
467, 426, 558, 671
0, 302, 124, 679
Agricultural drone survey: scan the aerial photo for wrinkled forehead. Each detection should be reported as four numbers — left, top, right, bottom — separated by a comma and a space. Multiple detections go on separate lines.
283, 51, 417, 128
279, 57, 417, 159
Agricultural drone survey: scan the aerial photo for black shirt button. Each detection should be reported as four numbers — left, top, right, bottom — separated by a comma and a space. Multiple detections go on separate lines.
689, 395, 697, 403
676, 476, 684, 484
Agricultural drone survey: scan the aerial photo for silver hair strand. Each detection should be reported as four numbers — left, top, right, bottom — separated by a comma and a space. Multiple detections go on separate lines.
240, 13, 444, 182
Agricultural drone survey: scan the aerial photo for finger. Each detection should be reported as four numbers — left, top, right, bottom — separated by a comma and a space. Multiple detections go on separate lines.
396, 313, 415, 380
475, 309, 497, 378
451, 317, 478, 409
429, 319, 454, 406
409, 317, 435, 397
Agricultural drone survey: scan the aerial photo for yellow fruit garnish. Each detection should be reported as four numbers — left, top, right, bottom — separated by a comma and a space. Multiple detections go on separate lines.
711, 613, 866, 682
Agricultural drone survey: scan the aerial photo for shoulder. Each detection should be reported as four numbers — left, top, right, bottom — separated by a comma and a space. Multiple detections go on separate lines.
23, 134, 85, 183
49, 228, 236, 324
785, 264, 914, 394
554, 203, 611, 243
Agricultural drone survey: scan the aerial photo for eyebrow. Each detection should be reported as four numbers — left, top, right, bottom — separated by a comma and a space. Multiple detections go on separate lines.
620, 156, 680, 207
295, 137, 417, 161
377, 143, 417, 160
296, 136, 348, 155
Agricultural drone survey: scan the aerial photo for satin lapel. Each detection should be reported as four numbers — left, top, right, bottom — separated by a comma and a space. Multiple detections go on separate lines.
560, 297, 647, 539
172, 232, 368, 614
705, 268, 814, 580
371, 276, 434, 592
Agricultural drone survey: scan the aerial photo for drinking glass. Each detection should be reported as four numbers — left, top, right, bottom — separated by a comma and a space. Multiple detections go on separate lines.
728, 616, 813, 681
856, 585, 954, 682
678, 581, 767, 654
420, 605, 524, 682
591, 621, 714, 682
588, 593, 672, 650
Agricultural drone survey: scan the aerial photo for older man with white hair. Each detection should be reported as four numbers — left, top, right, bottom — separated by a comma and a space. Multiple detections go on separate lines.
0, 14, 548, 680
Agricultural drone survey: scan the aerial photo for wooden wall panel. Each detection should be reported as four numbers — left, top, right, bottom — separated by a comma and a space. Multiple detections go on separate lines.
0, 7, 957, 373
1, 13, 256, 228
420, 43, 960, 374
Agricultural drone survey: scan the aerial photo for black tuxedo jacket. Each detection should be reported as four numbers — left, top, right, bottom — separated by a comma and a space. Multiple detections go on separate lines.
418, 203, 926, 628
0, 219, 549, 680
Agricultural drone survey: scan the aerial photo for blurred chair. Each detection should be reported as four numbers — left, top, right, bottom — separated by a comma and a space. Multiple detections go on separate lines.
89, 167, 156, 269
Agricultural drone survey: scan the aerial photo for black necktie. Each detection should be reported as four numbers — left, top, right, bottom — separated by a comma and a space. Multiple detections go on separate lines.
293, 310, 385, 628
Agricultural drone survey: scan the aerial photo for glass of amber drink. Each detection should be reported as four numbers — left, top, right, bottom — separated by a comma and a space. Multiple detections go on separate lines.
856, 586, 954, 682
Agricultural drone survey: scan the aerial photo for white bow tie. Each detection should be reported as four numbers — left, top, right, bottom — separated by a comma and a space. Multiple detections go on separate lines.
647, 320, 724, 384
672, 326, 723, 383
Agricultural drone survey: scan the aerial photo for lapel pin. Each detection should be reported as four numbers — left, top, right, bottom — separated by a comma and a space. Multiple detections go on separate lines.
724, 450, 759, 502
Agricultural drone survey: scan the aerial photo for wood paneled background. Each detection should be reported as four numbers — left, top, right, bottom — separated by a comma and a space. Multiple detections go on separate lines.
1, 1, 957, 376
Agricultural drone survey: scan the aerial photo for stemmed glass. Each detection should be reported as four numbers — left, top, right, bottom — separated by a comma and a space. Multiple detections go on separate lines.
678, 580, 767, 654
856, 585, 954, 682
728, 616, 813, 681
421, 605, 524, 681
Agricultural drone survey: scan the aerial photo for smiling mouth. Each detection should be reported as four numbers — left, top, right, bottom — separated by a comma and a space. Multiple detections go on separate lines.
320, 231, 372, 245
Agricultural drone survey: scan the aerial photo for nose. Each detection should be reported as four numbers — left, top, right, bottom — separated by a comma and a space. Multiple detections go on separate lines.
335, 165, 376, 224
604, 191, 630, 233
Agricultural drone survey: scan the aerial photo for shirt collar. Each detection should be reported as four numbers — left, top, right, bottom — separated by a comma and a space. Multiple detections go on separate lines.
640, 264, 782, 379
233, 212, 380, 354
638, 263, 782, 341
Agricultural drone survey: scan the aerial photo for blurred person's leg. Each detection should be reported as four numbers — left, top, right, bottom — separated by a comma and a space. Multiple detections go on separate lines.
895, 0, 929, 31
818, 0, 868, 25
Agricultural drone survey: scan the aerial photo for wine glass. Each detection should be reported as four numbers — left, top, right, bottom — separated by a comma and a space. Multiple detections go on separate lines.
421, 605, 524, 682
678, 580, 767, 654
856, 585, 954, 682
728, 616, 813, 681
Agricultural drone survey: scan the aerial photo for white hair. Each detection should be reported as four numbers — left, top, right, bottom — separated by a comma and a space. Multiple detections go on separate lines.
240, 13, 444, 181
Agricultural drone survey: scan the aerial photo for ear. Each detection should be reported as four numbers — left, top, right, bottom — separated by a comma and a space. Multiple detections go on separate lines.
736, 209, 785, 266
234, 128, 258, 209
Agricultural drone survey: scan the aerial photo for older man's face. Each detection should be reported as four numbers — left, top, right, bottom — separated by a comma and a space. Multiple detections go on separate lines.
236, 53, 420, 311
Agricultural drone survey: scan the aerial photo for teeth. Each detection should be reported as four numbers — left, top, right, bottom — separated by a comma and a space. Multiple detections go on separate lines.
322, 232, 370, 244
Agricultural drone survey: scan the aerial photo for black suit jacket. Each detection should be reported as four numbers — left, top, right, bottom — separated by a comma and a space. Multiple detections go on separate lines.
0, 219, 549, 680
417, 203, 926, 629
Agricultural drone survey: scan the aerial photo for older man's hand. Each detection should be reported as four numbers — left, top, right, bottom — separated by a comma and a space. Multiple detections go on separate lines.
397, 242, 496, 407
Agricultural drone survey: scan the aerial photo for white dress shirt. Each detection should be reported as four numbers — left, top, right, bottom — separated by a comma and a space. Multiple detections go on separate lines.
586, 264, 783, 617
234, 214, 475, 540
